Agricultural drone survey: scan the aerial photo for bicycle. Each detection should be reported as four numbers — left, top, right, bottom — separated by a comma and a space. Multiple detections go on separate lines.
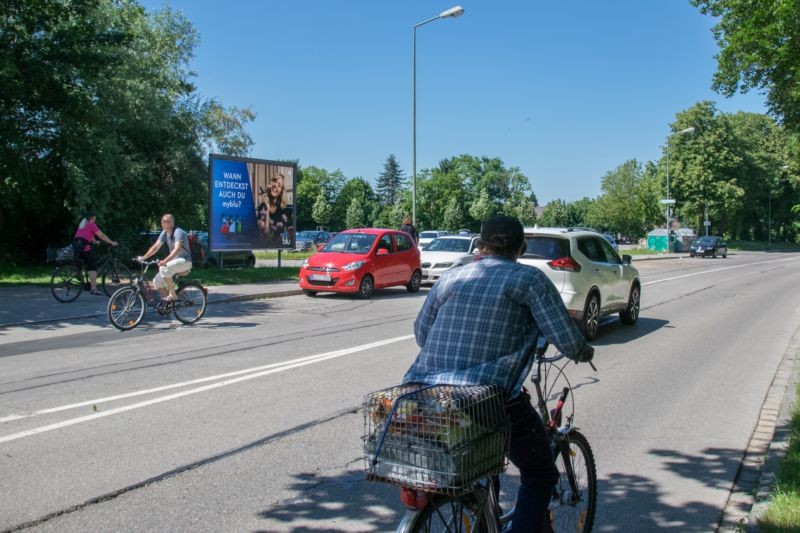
49, 243, 134, 302
107, 259, 208, 331
364, 339, 597, 533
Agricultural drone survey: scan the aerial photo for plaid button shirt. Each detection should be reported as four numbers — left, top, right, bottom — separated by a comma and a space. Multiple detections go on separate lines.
403, 255, 586, 398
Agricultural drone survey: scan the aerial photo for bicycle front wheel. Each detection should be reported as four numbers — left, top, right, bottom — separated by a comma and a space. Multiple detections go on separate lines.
173, 282, 207, 324
549, 429, 597, 533
107, 287, 146, 331
100, 263, 134, 296
50, 265, 83, 303
400, 494, 498, 533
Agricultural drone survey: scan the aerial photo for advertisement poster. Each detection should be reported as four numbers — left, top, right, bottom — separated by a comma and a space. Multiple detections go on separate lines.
209, 155, 296, 252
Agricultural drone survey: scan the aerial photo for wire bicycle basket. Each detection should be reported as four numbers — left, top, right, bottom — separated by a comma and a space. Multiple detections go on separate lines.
363, 384, 510, 496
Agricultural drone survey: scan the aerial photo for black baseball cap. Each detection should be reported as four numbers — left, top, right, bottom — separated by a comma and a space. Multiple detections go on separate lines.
84, 210, 96, 219
480, 215, 524, 249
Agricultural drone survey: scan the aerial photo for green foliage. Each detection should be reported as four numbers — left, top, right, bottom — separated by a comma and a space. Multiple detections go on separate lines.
468, 189, 494, 223
311, 192, 332, 227
664, 102, 797, 240
375, 154, 405, 206
442, 197, 467, 231
335, 178, 376, 231
345, 197, 366, 229
586, 160, 656, 237
692, 0, 800, 132
0, 1, 253, 262
539, 200, 570, 227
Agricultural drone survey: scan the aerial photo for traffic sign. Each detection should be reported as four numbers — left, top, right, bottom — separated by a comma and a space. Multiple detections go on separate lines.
659, 199, 676, 205
704, 220, 711, 226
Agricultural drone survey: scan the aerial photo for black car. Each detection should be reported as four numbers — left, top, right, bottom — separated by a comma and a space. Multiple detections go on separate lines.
194, 231, 256, 268
689, 236, 728, 258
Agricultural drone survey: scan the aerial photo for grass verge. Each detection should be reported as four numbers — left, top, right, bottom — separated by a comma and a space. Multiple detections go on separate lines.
728, 240, 800, 252
0, 264, 299, 287
758, 382, 800, 531
255, 250, 314, 260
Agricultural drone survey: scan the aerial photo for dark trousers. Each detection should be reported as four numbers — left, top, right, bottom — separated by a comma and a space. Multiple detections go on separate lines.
505, 390, 559, 532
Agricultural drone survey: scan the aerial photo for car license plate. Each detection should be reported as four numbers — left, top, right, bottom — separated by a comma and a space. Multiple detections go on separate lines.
309, 274, 331, 282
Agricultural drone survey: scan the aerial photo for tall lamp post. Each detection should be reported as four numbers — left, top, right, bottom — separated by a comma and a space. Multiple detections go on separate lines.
772, 164, 791, 248
412, 5, 464, 226
664, 127, 695, 232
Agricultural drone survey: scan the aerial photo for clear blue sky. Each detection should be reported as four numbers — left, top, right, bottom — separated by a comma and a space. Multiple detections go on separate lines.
141, 0, 766, 204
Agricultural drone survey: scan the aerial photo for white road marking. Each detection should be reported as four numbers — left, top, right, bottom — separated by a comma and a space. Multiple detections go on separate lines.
0, 335, 414, 444
643, 255, 799, 286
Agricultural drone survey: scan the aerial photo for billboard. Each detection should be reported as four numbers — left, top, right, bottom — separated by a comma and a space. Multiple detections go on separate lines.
208, 154, 296, 252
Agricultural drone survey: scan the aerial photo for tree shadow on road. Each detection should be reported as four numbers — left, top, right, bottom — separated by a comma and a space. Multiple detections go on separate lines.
254, 468, 403, 532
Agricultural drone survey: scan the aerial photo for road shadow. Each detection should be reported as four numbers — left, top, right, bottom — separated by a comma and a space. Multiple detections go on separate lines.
307, 287, 430, 302
591, 317, 670, 347
255, 469, 403, 532
597, 470, 722, 531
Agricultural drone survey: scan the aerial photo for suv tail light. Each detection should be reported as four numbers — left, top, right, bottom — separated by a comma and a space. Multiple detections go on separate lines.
547, 256, 582, 272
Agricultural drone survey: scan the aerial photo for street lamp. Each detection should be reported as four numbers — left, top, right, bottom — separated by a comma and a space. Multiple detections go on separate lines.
664, 126, 695, 231
412, 5, 464, 226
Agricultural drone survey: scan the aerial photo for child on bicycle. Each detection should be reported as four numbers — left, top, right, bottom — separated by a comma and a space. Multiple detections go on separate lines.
73, 210, 118, 295
402, 215, 594, 533
137, 213, 192, 301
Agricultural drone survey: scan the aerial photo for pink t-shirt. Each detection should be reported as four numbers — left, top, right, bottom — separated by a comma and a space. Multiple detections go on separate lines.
74, 221, 100, 251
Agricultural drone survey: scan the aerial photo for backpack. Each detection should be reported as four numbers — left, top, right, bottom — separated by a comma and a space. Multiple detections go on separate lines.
188, 233, 203, 262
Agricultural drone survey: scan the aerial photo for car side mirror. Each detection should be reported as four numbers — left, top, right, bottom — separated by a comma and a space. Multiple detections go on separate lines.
472, 248, 480, 255
317, 244, 325, 252
622, 254, 632, 265
377, 248, 389, 256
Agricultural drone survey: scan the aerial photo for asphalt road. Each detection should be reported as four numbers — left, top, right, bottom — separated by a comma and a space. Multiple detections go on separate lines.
1, 251, 799, 532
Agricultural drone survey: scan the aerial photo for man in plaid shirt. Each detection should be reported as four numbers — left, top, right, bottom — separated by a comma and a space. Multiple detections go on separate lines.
404, 215, 594, 533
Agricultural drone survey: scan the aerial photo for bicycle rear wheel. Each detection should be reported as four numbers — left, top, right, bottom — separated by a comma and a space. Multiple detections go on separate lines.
549, 430, 597, 533
50, 265, 83, 303
400, 493, 498, 533
107, 287, 146, 331
173, 282, 207, 324
101, 263, 134, 296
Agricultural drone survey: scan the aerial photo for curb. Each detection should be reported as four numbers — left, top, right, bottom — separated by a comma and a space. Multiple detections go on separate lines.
747, 335, 799, 531
208, 289, 304, 304
715, 324, 800, 531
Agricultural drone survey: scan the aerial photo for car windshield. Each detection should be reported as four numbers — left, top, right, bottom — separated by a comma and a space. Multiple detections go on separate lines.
523, 237, 569, 260
322, 233, 377, 253
297, 231, 316, 239
419, 231, 439, 239
696, 237, 717, 245
424, 238, 470, 253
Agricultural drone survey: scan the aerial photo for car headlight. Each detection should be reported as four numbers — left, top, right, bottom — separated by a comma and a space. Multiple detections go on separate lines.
436, 262, 454, 269
342, 260, 366, 271
302, 259, 309, 268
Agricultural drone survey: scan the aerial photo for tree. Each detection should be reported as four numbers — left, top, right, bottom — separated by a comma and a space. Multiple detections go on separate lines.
312, 192, 332, 229
442, 197, 466, 231
538, 200, 570, 227
375, 154, 405, 206
565, 197, 594, 229
0, 1, 252, 261
503, 194, 537, 226
334, 178, 376, 230
345, 198, 366, 229
692, 0, 800, 131
468, 189, 494, 225
295, 166, 346, 230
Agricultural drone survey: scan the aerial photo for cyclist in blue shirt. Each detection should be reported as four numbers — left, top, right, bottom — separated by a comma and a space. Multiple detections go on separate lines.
404, 215, 594, 533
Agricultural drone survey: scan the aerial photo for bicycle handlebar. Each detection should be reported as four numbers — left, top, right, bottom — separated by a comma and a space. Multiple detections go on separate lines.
533, 337, 596, 371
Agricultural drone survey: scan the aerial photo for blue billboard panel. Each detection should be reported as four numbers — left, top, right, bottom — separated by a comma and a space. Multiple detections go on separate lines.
209, 155, 296, 252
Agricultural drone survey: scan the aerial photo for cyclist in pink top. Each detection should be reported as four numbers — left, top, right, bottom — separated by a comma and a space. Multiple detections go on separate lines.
73, 210, 117, 295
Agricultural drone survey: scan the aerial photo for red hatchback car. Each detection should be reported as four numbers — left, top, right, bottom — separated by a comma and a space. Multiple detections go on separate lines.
299, 228, 422, 298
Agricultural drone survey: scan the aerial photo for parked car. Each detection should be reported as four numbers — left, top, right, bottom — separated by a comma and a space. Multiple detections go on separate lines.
602, 233, 619, 252
618, 235, 633, 245
295, 230, 331, 251
420, 235, 480, 284
518, 227, 641, 340
689, 236, 728, 258
194, 231, 256, 268
299, 228, 422, 298
417, 230, 450, 249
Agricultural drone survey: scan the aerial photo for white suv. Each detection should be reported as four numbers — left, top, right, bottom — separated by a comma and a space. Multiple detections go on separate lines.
518, 227, 641, 340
